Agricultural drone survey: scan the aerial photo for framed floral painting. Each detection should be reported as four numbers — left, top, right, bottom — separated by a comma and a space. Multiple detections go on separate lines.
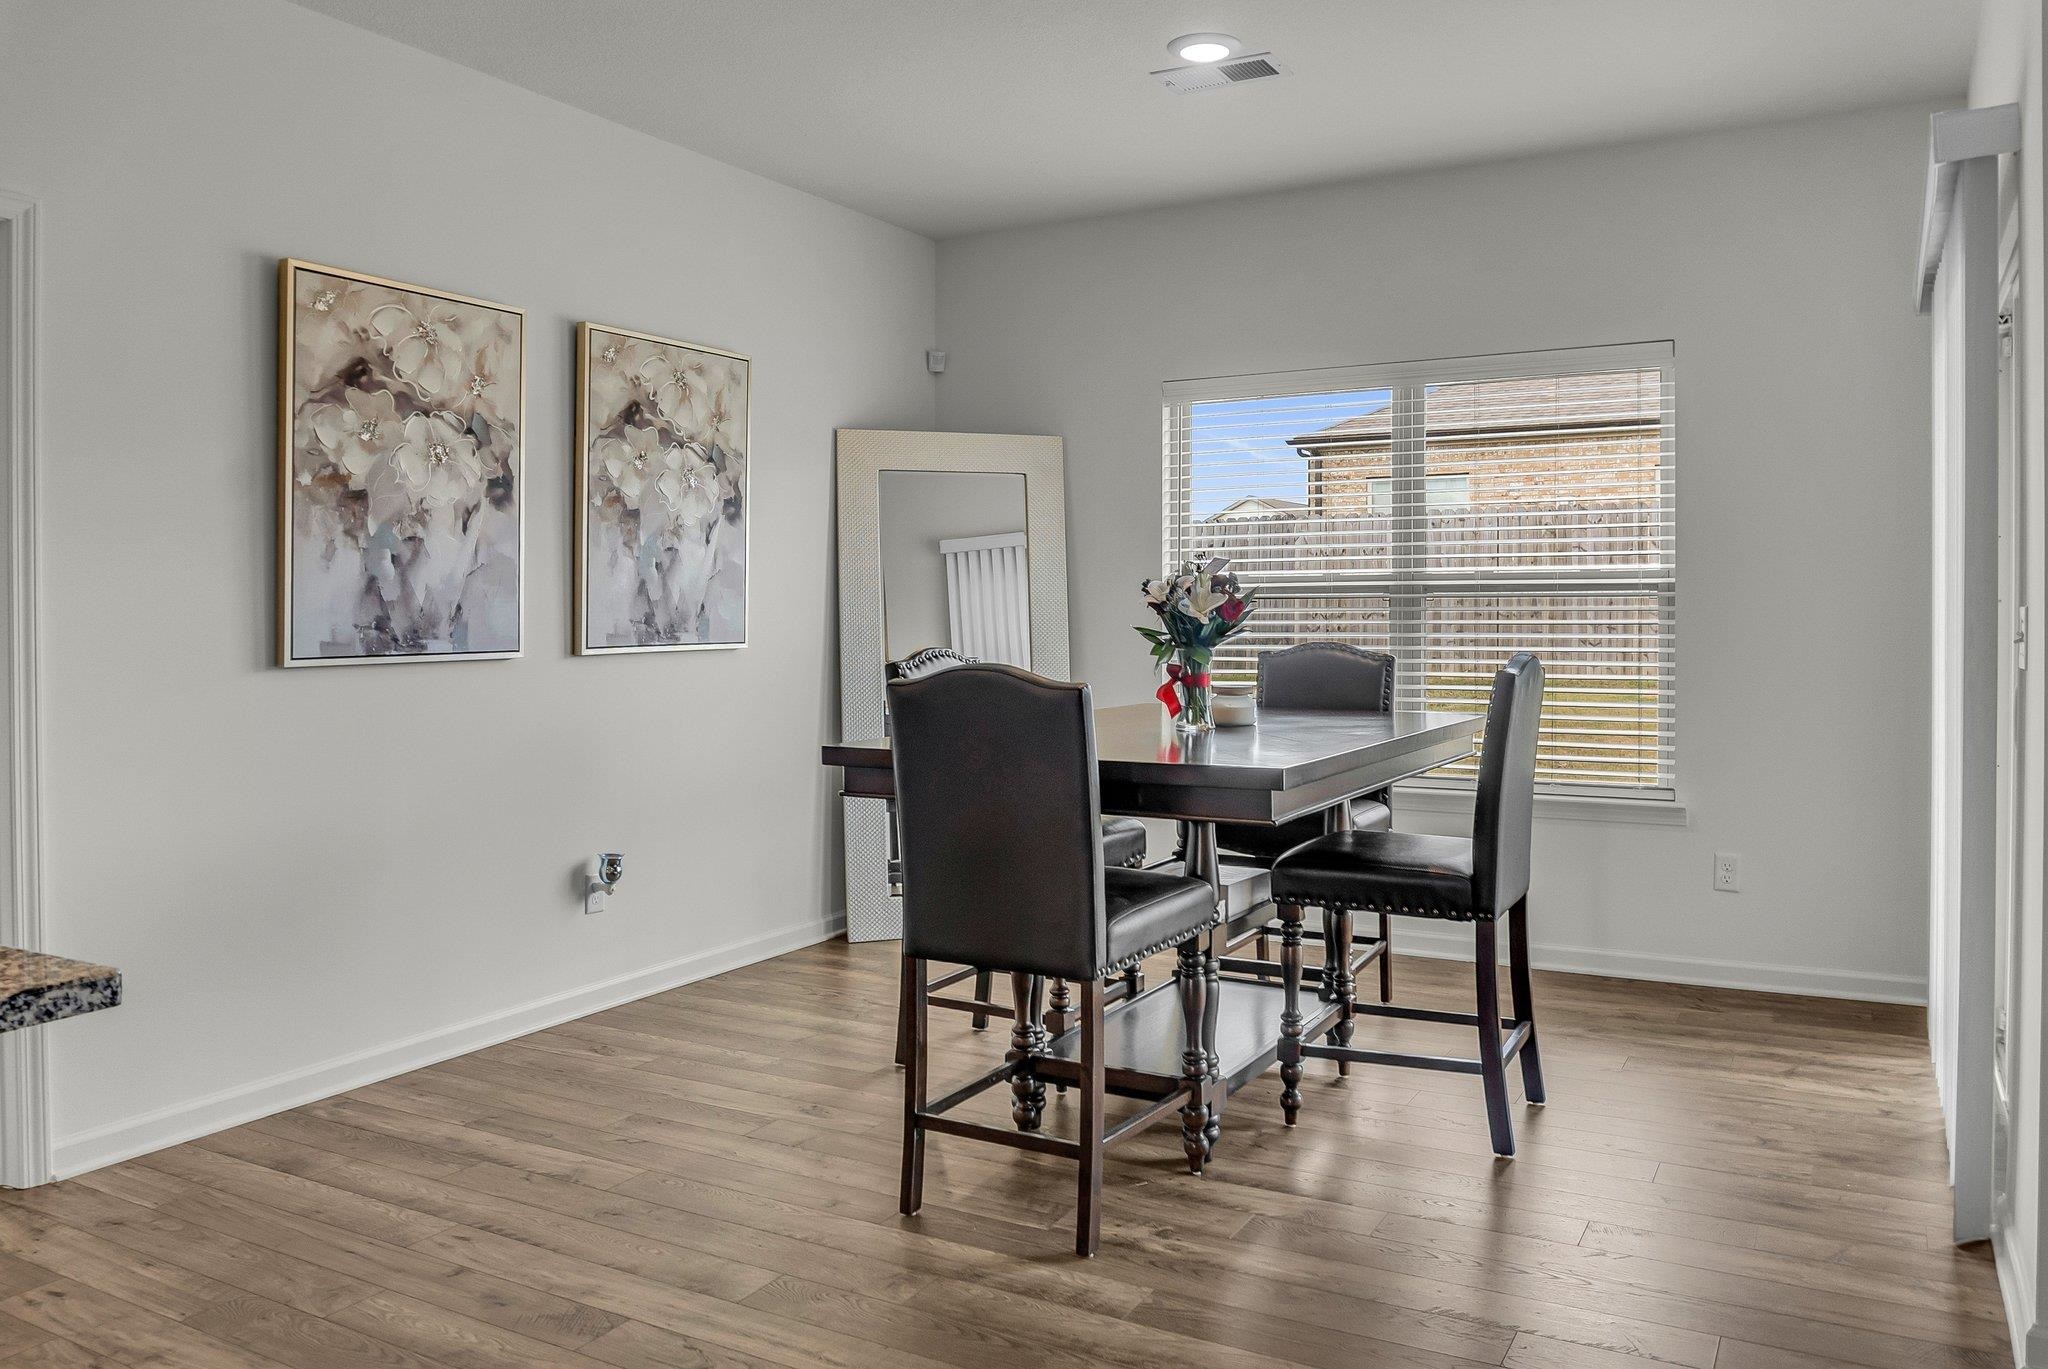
575, 323, 749, 654
278, 259, 523, 666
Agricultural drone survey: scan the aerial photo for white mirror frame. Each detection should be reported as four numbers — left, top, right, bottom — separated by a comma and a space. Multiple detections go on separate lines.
833, 429, 1069, 941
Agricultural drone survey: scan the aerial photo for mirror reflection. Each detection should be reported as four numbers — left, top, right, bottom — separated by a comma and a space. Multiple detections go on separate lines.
878, 469, 1031, 667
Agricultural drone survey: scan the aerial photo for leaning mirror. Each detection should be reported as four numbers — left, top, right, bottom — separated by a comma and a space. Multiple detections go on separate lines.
835, 431, 1069, 941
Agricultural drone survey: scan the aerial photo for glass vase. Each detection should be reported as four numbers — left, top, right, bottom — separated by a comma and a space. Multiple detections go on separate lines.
1172, 651, 1214, 733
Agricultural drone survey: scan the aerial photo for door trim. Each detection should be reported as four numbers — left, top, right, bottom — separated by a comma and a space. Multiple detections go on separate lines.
0, 190, 50, 1188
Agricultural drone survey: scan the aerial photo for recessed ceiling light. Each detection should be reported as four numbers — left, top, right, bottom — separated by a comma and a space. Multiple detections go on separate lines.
1170, 33, 1239, 64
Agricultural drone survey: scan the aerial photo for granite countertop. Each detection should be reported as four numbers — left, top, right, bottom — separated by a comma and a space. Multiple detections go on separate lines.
0, 948, 121, 1032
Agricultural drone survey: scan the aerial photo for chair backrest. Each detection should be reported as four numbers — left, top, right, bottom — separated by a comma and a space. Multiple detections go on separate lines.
886, 646, 973, 682
1257, 643, 1396, 711
1471, 652, 1545, 915
888, 663, 1107, 981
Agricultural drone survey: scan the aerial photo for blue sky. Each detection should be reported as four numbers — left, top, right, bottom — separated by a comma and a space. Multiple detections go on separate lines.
1189, 387, 1391, 519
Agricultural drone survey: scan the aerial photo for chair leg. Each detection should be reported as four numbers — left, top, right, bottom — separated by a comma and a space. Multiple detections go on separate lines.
1378, 911, 1393, 1002
1124, 962, 1144, 997
970, 969, 994, 1030
1176, 942, 1208, 1173
1327, 909, 1355, 1076
1507, 897, 1545, 1105
1076, 979, 1105, 1256
1474, 920, 1515, 1158
899, 955, 926, 1216
1318, 914, 1338, 1002
1255, 930, 1270, 960
1278, 903, 1305, 1126
1047, 977, 1072, 1094
1009, 974, 1046, 1131
1046, 977, 1072, 1036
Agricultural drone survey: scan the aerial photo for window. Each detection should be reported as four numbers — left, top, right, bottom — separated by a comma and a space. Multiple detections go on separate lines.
1163, 343, 1675, 797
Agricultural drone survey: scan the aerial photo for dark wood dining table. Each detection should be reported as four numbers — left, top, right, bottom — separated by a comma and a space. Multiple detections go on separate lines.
821, 701, 1484, 1158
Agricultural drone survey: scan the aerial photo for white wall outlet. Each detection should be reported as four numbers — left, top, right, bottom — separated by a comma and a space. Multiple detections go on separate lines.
1712, 853, 1741, 893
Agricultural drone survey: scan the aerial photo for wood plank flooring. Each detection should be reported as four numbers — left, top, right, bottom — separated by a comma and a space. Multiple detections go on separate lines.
0, 939, 2007, 1368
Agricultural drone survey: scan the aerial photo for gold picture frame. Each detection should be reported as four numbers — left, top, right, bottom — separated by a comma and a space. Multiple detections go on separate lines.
574, 322, 751, 655
277, 259, 526, 667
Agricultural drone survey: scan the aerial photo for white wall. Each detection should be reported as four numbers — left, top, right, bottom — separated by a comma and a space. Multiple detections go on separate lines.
1971, 2, 2048, 1360
936, 103, 1941, 1002
0, 0, 935, 1174
879, 470, 1027, 660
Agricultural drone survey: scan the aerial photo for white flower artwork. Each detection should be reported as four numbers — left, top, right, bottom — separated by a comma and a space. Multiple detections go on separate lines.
575, 323, 749, 653
280, 261, 523, 665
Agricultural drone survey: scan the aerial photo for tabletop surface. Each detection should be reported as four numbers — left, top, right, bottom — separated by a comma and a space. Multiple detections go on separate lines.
823, 703, 1483, 791
0, 946, 122, 1032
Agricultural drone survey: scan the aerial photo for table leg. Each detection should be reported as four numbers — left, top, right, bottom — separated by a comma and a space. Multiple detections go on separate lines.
1183, 820, 1224, 1159
1202, 944, 1222, 1159
1176, 940, 1208, 1174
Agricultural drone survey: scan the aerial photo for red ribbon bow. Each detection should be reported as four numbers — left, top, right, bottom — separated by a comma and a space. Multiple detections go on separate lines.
1156, 662, 1211, 719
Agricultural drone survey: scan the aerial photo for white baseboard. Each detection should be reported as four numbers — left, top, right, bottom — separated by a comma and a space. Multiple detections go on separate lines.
1995, 1223, 2038, 1367
49, 913, 845, 1180
1384, 922, 1927, 1005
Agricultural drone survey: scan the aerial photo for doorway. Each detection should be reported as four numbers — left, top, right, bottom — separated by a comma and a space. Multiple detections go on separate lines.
0, 192, 47, 1188
1992, 200, 2025, 1230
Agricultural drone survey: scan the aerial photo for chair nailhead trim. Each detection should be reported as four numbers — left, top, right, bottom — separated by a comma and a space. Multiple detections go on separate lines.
1271, 892, 1491, 922
1102, 913, 1225, 977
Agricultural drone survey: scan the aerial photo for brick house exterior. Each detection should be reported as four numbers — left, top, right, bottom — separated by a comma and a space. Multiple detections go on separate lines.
1286, 371, 1665, 518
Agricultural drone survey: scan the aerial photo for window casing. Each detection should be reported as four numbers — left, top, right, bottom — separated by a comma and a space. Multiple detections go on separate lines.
1162, 343, 1676, 799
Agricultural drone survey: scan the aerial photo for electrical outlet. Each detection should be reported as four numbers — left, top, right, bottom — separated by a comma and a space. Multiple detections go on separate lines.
1712, 853, 1741, 893
586, 853, 625, 915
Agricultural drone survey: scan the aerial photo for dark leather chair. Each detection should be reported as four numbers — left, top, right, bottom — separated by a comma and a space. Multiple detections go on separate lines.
1269, 652, 1547, 1157
885, 647, 1147, 1056
1206, 643, 1399, 1007
889, 648, 1147, 877
890, 663, 1221, 1255
1220, 643, 1397, 858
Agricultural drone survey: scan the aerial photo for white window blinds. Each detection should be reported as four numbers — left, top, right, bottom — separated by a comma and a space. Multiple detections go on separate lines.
1163, 343, 1676, 797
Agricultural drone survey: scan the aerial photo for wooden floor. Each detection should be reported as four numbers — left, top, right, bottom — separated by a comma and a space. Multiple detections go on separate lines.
0, 939, 2008, 1368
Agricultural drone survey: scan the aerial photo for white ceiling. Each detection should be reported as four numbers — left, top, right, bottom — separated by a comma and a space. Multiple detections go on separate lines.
292, 0, 1980, 239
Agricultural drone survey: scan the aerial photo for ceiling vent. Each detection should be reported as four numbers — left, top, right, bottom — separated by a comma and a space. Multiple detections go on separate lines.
1152, 52, 1288, 93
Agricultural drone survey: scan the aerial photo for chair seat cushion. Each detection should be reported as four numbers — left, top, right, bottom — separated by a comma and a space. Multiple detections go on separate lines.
1102, 868, 1217, 972
1100, 815, 1148, 869
1270, 830, 1482, 920
1214, 796, 1392, 866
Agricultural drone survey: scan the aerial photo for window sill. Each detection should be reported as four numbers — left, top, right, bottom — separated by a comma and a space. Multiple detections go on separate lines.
1392, 783, 1691, 828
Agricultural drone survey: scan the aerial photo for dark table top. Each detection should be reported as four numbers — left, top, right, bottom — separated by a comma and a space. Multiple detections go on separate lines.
824, 703, 1483, 825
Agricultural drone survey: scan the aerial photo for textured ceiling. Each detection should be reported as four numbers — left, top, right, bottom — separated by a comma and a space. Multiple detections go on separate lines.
292, 0, 1979, 238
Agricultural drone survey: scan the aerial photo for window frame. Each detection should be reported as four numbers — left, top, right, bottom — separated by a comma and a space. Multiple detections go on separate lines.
1162, 341, 1677, 801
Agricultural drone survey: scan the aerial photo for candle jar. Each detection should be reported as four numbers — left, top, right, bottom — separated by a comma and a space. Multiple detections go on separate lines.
1213, 682, 1257, 727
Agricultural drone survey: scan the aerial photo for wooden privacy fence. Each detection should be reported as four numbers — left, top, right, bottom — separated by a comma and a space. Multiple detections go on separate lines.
1182, 500, 1672, 787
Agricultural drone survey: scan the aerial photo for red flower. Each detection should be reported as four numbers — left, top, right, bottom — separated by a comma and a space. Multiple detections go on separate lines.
1218, 598, 1246, 623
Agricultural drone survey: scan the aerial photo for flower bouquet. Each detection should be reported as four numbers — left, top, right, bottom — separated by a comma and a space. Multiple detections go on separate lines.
1136, 557, 1256, 731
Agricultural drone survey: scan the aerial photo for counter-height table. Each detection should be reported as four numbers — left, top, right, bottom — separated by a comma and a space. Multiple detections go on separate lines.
0, 948, 121, 1032
823, 702, 1482, 1156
